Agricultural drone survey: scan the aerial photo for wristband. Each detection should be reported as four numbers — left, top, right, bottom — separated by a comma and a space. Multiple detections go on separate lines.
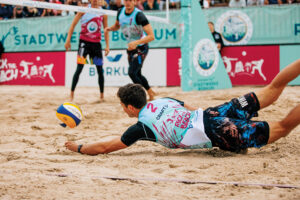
77, 144, 83, 154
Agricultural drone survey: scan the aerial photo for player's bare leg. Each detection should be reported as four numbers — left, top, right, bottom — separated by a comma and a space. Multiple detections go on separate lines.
256, 59, 300, 109
268, 104, 300, 144
70, 91, 74, 102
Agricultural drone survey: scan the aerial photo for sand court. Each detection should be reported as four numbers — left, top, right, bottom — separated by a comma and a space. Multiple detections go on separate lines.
0, 85, 299, 200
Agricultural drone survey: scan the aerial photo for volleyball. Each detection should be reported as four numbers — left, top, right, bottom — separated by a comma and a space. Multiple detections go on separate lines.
56, 103, 83, 128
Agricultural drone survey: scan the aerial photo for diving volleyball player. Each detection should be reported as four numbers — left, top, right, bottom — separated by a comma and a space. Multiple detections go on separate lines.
65, 59, 300, 155
104, 0, 156, 100
65, 0, 109, 101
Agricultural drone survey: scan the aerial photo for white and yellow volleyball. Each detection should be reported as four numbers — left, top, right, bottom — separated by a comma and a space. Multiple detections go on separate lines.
56, 103, 83, 128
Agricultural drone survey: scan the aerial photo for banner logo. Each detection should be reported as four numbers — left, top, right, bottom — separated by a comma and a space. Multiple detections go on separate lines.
216, 11, 253, 45
106, 54, 122, 62
1, 26, 18, 44
193, 39, 219, 76
223, 54, 266, 81
0, 56, 55, 83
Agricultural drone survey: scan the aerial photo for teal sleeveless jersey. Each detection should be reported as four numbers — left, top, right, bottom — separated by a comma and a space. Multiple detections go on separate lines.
118, 7, 145, 44
138, 98, 212, 149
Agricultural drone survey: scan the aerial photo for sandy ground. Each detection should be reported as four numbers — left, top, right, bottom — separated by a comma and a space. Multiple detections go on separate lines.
0, 85, 299, 200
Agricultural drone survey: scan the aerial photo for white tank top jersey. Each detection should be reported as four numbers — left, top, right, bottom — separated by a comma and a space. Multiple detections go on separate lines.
118, 7, 146, 44
138, 98, 212, 149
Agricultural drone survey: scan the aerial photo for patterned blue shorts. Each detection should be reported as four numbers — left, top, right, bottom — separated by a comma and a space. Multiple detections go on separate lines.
204, 92, 269, 152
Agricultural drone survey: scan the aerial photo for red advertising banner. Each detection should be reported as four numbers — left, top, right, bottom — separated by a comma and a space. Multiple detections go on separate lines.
166, 48, 181, 86
0, 52, 65, 85
221, 46, 280, 85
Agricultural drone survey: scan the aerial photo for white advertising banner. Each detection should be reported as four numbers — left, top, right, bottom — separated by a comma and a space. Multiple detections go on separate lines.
65, 49, 166, 87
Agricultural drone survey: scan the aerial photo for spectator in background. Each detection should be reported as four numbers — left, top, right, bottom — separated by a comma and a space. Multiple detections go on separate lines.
81, 0, 89, 7
71, 0, 79, 5
51, 0, 63, 16
0, 41, 4, 58
143, 0, 159, 10
104, 0, 111, 8
36, 0, 46, 16
135, 0, 144, 10
110, 0, 123, 10
208, 21, 224, 52
13, 5, 26, 19
157, 0, 165, 10
62, 0, 76, 16
264, 0, 282, 4
25, 7, 39, 18
203, 0, 211, 8
101, 0, 110, 9
247, 0, 264, 6
288, 0, 298, 3
44, 8, 56, 16
0, 4, 13, 20
199, 0, 204, 7
229, 0, 246, 7
169, 0, 180, 9
156, 0, 162, 10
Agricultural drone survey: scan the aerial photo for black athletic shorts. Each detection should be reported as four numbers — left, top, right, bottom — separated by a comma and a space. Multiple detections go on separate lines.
203, 92, 269, 152
127, 44, 149, 64
77, 39, 103, 66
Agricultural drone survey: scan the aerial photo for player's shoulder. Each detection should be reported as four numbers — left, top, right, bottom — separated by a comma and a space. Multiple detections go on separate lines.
136, 9, 145, 15
116, 7, 125, 18
135, 10, 149, 26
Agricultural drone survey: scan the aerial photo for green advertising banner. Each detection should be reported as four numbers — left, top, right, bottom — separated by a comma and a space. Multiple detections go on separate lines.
204, 4, 300, 46
181, 0, 232, 91
0, 17, 72, 52
0, 12, 181, 52
280, 45, 300, 85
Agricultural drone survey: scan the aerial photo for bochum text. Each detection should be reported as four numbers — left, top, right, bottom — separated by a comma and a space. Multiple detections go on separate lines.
295, 24, 300, 36
110, 29, 177, 41
13, 28, 177, 46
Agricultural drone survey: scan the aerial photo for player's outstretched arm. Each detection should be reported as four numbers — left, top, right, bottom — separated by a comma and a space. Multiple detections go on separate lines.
65, 136, 128, 155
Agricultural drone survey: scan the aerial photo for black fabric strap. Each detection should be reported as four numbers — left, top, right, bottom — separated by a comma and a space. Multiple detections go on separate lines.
77, 144, 83, 154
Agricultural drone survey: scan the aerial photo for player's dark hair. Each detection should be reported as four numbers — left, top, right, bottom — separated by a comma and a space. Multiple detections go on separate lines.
117, 83, 147, 109
208, 21, 214, 26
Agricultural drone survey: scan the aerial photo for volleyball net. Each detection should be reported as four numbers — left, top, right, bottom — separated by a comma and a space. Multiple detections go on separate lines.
0, 0, 170, 23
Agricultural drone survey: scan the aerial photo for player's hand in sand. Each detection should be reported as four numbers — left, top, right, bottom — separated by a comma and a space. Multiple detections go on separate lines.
65, 141, 78, 153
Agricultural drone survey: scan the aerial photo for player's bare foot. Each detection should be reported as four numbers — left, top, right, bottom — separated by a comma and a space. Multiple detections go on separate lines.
100, 93, 104, 102
147, 88, 156, 101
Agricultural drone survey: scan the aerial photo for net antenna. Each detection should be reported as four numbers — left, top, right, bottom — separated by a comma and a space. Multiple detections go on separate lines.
0, 0, 170, 23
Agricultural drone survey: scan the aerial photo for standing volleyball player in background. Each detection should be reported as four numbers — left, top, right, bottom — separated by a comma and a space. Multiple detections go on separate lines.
65, 0, 109, 102
105, 0, 156, 100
